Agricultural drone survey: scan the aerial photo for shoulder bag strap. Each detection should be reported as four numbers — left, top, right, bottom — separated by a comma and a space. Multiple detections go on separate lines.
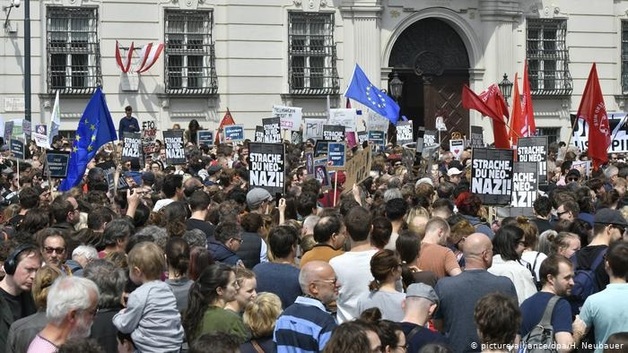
406, 325, 423, 342
539, 295, 561, 327
251, 339, 265, 353
591, 248, 608, 270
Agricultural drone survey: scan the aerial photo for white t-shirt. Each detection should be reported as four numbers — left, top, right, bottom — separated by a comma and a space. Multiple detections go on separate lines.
329, 249, 378, 323
153, 198, 174, 212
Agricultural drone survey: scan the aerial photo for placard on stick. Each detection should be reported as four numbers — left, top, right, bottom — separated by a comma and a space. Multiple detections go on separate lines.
163, 130, 186, 165
327, 142, 346, 168
322, 125, 345, 142
197, 130, 214, 146
248, 142, 285, 196
10, 139, 24, 160
517, 136, 548, 184
305, 151, 314, 175
122, 132, 142, 161
471, 148, 514, 205
469, 126, 484, 148
254, 126, 264, 142
510, 162, 538, 216
450, 139, 465, 160
344, 147, 372, 188
396, 121, 414, 145
262, 117, 281, 143
46, 151, 70, 178
223, 125, 245, 143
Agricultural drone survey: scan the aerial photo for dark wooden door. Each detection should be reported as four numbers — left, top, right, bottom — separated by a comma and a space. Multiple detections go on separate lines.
423, 73, 469, 144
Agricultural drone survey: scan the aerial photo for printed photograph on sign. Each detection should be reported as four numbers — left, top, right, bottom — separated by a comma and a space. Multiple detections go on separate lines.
396, 121, 414, 145
248, 142, 285, 196
163, 130, 186, 165
314, 165, 330, 188
262, 117, 281, 143
291, 131, 303, 145
449, 139, 465, 160
223, 125, 245, 143
516, 136, 548, 185
471, 148, 514, 205
305, 151, 314, 175
327, 142, 346, 168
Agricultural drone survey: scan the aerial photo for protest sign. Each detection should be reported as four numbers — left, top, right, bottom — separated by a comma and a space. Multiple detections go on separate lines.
4, 121, 13, 144
450, 139, 465, 160
10, 139, 24, 160
272, 105, 302, 131
262, 117, 281, 143
95, 160, 116, 193
323, 125, 345, 142
368, 131, 386, 152
142, 128, 157, 156
571, 112, 628, 152
314, 165, 330, 188
36, 124, 47, 135
254, 126, 264, 142
470, 126, 484, 148
327, 142, 346, 168
510, 162, 538, 214
314, 140, 330, 157
423, 130, 438, 147
305, 151, 314, 175
46, 151, 70, 178
122, 132, 142, 161
163, 130, 186, 165
197, 130, 214, 146
402, 146, 416, 171
368, 111, 389, 132
291, 131, 303, 145
328, 109, 358, 132
471, 148, 514, 205
303, 119, 325, 140
396, 121, 413, 145
223, 125, 245, 143
344, 147, 372, 188
22, 119, 31, 141
249, 143, 285, 196
517, 136, 548, 184
357, 131, 368, 146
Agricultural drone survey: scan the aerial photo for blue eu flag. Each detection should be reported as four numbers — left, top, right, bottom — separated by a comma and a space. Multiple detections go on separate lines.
59, 87, 117, 191
344, 64, 400, 125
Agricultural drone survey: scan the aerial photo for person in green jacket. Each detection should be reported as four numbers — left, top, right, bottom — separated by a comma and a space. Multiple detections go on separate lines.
182, 263, 249, 343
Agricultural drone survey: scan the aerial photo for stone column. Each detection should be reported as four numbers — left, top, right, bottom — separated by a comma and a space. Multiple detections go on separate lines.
339, 2, 383, 82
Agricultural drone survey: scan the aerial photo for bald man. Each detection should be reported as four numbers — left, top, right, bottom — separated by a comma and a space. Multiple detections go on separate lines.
433, 234, 518, 353
274, 261, 339, 353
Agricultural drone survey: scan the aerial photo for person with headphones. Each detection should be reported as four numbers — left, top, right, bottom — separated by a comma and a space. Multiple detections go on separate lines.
0, 244, 41, 322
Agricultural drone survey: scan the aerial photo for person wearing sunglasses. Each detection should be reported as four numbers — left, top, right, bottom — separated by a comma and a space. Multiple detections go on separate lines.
38, 229, 71, 274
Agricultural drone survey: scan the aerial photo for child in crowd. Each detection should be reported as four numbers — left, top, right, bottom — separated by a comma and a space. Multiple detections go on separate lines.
113, 242, 184, 353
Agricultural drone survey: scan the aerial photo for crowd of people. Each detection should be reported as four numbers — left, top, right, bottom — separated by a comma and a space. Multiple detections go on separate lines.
1, 125, 628, 353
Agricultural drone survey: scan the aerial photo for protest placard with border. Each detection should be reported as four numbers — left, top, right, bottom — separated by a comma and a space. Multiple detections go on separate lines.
517, 136, 548, 185
248, 142, 285, 196
471, 148, 514, 205
163, 130, 186, 165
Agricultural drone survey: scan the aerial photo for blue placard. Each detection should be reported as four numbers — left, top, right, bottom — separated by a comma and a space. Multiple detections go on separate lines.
197, 130, 214, 146
327, 142, 346, 168
223, 125, 245, 143
368, 130, 386, 152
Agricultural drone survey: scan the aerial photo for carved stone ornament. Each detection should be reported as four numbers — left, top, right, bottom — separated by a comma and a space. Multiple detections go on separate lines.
414, 51, 444, 77
293, 0, 302, 6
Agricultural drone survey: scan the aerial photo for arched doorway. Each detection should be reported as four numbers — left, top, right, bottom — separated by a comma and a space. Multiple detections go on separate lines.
388, 18, 470, 144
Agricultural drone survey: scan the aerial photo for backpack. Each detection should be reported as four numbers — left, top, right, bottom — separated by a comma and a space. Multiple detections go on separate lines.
567, 249, 607, 315
519, 296, 560, 353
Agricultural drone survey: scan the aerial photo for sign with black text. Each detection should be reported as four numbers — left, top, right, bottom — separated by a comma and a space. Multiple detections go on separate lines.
262, 117, 281, 143
197, 130, 214, 146
249, 143, 285, 196
450, 139, 465, 160
304, 119, 325, 140
163, 130, 186, 165
423, 130, 437, 147
396, 121, 414, 145
122, 132, 142, 161
510, 162, 538, 214
322, 125, 345, 142
10, 139, 24, 160
471, 148, 514, 205
470, 126, 484, 148
517, 136, 548, 184
327, 142, 346, 168
272, 105, 302, 131
571, 112, 628, 152
254, 126, 264, 142
223, 125, 245, 143
46, 151, 70, 178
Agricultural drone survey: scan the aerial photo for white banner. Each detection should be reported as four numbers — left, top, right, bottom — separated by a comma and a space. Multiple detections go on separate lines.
272, 105, 302, 131
328, 109, 358, 132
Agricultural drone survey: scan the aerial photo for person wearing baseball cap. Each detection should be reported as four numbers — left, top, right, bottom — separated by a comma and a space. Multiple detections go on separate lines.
447, 167, 463, 185
399, 283, 446, 352
246, 188, 274, 214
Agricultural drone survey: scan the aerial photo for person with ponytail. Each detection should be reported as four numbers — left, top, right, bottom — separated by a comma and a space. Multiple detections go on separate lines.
395, 230, 438, 290
165, 237, 192, 312
356, 249, 406, 321
182, 263, 248, 343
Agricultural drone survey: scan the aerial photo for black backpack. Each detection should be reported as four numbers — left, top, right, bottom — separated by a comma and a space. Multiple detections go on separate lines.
567, 249, 607, 315
519, 296, 560, 353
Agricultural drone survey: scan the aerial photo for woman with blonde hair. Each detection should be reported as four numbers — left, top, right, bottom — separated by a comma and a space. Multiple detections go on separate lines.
240, 292, 282, 353
6, 265, 62, 353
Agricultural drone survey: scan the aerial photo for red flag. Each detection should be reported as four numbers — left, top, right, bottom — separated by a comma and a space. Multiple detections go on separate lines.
577, 63, 610, 170
510, 73, 524, 147
462, 84, 510, 149
215, 108, 236, 145
521, 60, 536, 136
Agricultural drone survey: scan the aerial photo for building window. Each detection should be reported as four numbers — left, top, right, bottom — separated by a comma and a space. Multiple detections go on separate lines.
46, 7, 101, 94
536, 127, 560, 145
164, 10, 217, 95
622, 21, 628, 93
526, 19, 572, 96
288, 12, 339, 95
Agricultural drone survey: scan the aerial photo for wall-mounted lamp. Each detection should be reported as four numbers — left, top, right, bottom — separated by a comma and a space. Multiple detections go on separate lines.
3, 0, 20, 32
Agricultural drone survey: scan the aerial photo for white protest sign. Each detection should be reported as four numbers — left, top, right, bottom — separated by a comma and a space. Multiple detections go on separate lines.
328, 109, 358, 132
272, 105, 303, 131
450, 139, 465, 160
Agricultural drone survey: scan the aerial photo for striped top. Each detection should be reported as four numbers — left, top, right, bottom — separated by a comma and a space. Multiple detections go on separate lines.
274, 296, 337, 353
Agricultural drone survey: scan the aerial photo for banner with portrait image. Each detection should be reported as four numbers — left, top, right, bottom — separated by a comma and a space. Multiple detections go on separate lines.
516, 136, 548, 184
248, 142, 285, 196
163, 130, 186, 165
471, 148, 514, 205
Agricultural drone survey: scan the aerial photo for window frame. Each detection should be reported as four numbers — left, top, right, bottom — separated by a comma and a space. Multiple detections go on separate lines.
163, 9, 217, 96
288, 12, 339, 96
46, 6, 101, 95
526, 18, 572, 96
